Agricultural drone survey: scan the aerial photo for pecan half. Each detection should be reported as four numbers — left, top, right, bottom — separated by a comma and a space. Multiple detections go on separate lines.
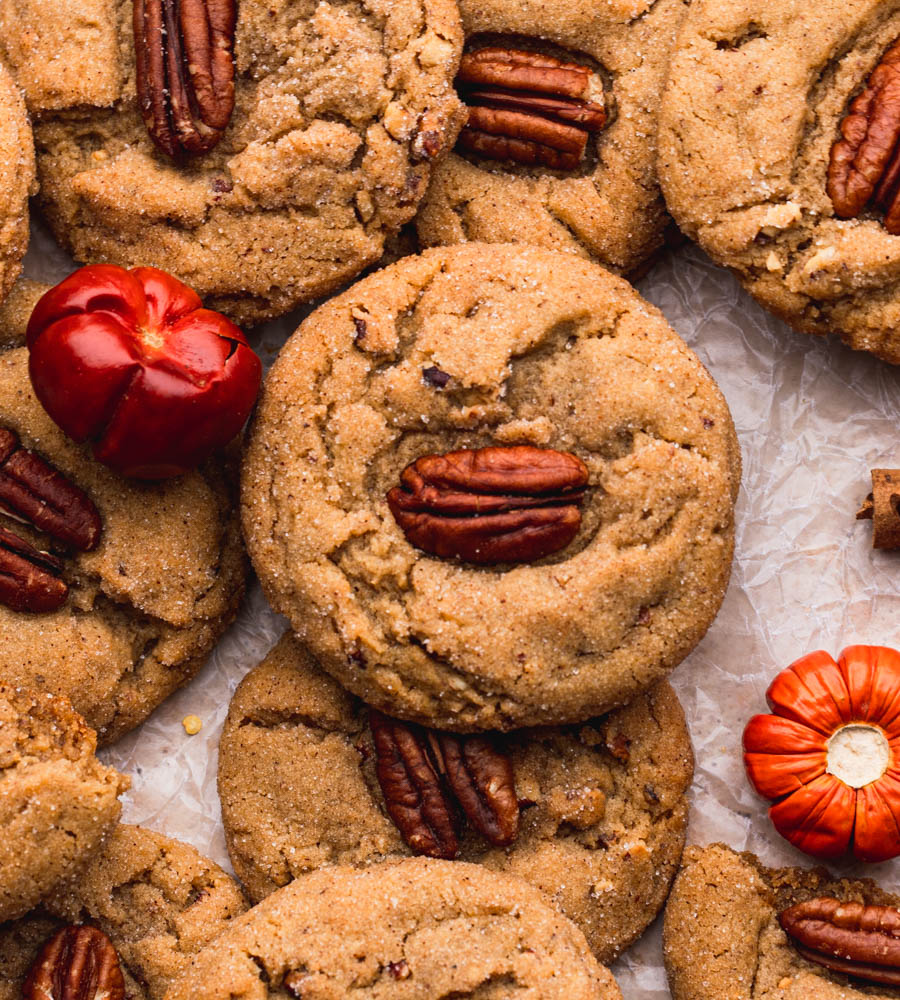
369, 710, 519, 859
828, 37, 900, 233
0, 526, 67, 613
780, 897, 900, 987
386, 445, 589, 564
455, 47, 607, 171
24, 925, 125, 1000
857, 469, 900, 549
133, 0, 237, 160
0, 428, 101, 551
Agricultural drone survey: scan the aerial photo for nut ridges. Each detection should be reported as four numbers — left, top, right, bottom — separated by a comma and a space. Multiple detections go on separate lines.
23, 925, 126, 1000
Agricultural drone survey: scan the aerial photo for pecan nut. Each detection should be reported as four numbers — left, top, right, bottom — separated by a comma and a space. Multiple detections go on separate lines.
780, 897, 900, 987
24, 925, 126, 1000
857, 469, 900, 549
386, 445, 589, 564
0, 526, 67, 613
828, 36, 900, 233
134, 0, 237, 160
455, 47, 607, 171
369, 710, 519, 859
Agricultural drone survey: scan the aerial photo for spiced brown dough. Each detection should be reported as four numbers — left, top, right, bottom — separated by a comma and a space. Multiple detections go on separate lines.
241, 244, 741, 731
164, 857, 622, 1000
0, 59, 33, 306
659, 0, 900, 364
664, 843, 900, 1000
0, 0, 465, 326
416, 0, 690, 277
0, 824, 247, 1000
218, 633, 693, 965
0, 286, 246, 744
0, 687, 127, 923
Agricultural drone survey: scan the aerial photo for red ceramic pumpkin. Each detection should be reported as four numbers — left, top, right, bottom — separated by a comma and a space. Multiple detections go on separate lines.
744, 645, 900, 862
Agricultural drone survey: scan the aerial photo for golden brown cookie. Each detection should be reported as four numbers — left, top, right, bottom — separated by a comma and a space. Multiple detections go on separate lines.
659, 1, 900, 364
0, 285, 246, 744
0, 0, 465, 325
0, 60, 33, 305
664, 843, 900, 1000
241, 244, 740, 731
0, 687, 127, 922
218, 634, 693, 965
415, 0, 690, 276
164, 857, 621, 1000
0, 824, 247, 1000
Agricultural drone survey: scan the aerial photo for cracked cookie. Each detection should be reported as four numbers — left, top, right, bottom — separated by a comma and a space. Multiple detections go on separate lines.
241, 244, 741, 731
0, 823, 247, 1000
164, 856, 622, 999
659, 1, 900, 364
0, 59, 33, 306
0, 0, 464, 326
664, 843, 900, 999
218, 634, 693, 964
0, 283, 246, 743
0, 687, 127, 922
415, 0, 691, 277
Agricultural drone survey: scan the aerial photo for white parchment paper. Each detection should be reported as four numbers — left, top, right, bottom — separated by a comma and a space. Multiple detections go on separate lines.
21, 219, 900, 999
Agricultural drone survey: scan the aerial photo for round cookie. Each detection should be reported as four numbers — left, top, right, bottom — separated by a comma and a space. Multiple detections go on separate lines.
241, 244, 741, 731
664, 843, 900, 1000
0, 60, 33, 305
164, 857, 621, 1000
219, 634, 693, 964
659, 1, 900, 365
414, 0, 690, 277
0, 686, 127, 922
0, 0, 464, 326
0, 823, 248, 1000
0, 286, 246, 744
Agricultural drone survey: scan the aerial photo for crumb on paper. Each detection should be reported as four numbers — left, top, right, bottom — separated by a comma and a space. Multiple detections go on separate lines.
182, 714, 203, 735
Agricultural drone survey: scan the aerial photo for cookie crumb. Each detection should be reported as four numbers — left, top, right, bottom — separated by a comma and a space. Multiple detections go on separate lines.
183, 714, 203, 735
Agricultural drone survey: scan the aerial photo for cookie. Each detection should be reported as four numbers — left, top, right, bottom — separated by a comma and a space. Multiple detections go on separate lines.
0, 60, 33, 306
0, 823, 247, 1000
241, 244, 740, 731
219, 634, 693, 964
664, 843, 900, 1000
414, 0, 689, 277
164, 857, 621, 1000
659, 1, 900, 365
0, 687, 127, 922
0, 288, 246, 743
0, 0, 464, 326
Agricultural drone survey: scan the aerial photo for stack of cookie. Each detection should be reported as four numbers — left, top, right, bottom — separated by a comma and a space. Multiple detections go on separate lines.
0, 0, 897, 995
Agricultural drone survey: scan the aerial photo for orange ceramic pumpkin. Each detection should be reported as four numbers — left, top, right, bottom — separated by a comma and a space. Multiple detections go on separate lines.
743, 645, 900, 862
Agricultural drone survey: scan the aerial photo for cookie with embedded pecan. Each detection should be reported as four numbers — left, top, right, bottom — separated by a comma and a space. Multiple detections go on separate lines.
0, 60, 34, 305
242, 244, 740, 731
0, 284, 246, 743
0, 0, 464, 326
0, 687, 127, 922
660, 1, 900, 364
0, 824, 247, 1000
414, 0, 690, 277
664, 843, 900, 999
219, 634, 693, 964
164, 856, 621, 1000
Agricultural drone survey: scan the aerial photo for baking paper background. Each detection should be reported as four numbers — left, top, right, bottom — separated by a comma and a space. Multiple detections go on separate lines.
22, 218, 900, 999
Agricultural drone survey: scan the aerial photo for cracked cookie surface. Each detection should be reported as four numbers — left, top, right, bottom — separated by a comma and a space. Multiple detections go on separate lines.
664, 843, 900, 1000
164, 856, 621, 999
219, 634, 693, 964
0, 687, 127, 922
0, 823, 247, 1000
415, 0, 691, 277
0, 0, 464, 325
0, 285, 246, 744
241, 244, 741, 731
0, 61, 33, 307
659, 0, 900, 364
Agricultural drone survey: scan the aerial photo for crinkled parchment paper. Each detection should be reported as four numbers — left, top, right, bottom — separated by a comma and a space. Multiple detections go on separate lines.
22, 219, 900, 999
